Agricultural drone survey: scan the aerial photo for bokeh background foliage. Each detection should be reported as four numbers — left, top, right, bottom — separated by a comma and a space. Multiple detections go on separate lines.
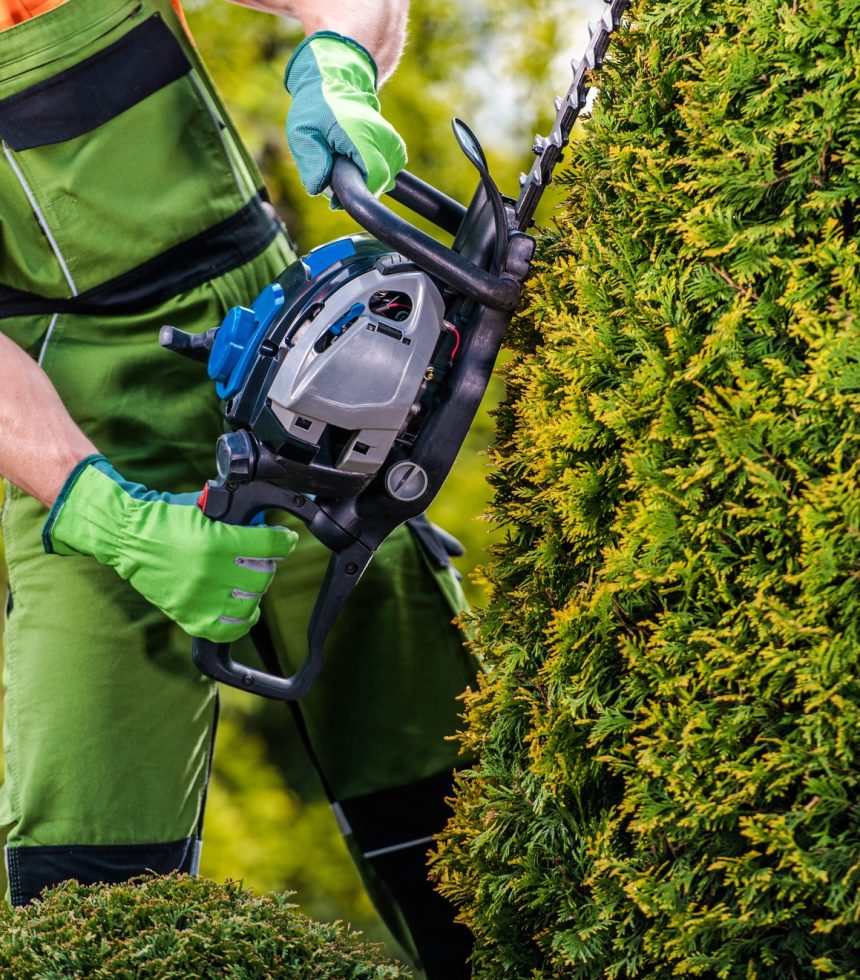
433, 0, 860, 975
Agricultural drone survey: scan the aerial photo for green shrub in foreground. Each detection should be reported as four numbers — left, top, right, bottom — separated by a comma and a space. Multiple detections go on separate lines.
434, 0, 860, 975
0, 874, 410, 978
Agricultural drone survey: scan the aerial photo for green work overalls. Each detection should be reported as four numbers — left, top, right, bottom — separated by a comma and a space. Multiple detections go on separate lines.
0, 0, 474, 972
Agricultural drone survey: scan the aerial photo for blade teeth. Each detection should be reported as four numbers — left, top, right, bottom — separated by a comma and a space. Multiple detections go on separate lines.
516, 0, 627, 230
528, 164, 544, 186
610, 0, 628, 29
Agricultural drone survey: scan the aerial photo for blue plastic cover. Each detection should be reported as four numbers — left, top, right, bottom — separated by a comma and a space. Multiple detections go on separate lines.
208, 306, 255, 385
303, 237, 357, 278
209, 283, 285, 400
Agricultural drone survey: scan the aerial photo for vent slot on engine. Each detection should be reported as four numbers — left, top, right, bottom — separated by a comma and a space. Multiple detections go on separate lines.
369, 290, 412, 322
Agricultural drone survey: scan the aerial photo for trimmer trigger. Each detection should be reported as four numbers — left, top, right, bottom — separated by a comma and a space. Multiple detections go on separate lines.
197, 480, 234, 521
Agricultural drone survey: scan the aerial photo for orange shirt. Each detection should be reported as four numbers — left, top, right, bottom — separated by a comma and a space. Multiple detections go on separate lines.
0, 0, 66, 30
0, 0, 189, 33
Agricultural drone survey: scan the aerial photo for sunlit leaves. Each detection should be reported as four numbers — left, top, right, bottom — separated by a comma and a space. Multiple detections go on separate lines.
433, 0, 860, 974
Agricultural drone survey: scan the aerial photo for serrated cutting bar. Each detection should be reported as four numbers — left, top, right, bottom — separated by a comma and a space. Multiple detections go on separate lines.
514, 0, 629, 231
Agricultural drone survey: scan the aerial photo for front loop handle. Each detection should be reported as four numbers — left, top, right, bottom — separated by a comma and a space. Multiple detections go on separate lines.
330, 157, 520, 312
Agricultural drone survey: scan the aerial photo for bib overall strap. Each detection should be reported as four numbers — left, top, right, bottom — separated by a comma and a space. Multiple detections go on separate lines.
0, 0, 282, 318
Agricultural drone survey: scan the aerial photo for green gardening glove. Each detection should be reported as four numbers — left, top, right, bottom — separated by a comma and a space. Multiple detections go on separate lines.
43, 455, 297, 644
284, 31, 407, 199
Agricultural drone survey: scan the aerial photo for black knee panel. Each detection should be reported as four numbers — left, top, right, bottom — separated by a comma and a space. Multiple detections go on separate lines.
6, 835, 201, 906
338, 770, 473, 980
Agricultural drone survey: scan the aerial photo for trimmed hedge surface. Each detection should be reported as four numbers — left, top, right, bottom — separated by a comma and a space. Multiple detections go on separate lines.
434, 0, 860, 976
0, 874, 410, 978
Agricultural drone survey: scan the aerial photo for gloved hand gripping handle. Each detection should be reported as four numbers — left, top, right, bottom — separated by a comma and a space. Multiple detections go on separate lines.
192, 480, 372, 701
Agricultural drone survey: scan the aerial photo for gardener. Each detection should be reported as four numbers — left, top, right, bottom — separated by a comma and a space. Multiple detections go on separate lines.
0, 0, 474, 975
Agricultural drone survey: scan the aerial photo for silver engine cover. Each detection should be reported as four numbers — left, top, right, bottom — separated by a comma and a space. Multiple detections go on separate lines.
267, 265, 444, 475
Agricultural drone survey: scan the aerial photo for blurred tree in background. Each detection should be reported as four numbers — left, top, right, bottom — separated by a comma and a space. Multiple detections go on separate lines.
0, 0, 599, 962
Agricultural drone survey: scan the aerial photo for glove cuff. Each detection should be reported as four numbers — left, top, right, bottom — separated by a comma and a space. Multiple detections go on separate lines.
285, 31, 379, 94
42, 454, 109, 555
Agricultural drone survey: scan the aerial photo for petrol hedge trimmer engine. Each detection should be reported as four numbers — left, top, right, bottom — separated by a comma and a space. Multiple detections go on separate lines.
204, 236, 453, 500
161, 0, 628, 701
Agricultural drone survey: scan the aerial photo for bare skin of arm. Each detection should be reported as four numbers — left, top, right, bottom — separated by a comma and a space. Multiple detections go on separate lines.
0, 333, 97, 507
226, 0, 409, 82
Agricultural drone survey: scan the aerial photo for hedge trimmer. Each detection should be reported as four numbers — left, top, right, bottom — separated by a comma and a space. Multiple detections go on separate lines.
161, 0, 629, 701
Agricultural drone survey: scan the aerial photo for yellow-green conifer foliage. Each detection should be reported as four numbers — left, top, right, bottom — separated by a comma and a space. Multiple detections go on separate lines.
434, 0, 860, 975
0, 874, 410, 977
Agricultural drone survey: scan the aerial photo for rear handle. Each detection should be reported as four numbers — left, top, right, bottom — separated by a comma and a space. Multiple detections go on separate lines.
190, 486, 325, 700
191, 479, 372, 702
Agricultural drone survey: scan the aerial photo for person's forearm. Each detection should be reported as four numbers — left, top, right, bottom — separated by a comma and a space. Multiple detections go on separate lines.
227, 0, 408, 82
0, 333, 98, 507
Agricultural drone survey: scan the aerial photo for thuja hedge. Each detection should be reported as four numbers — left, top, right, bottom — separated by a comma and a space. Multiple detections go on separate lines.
433, 0, 860, 975
0, 874, 409, 978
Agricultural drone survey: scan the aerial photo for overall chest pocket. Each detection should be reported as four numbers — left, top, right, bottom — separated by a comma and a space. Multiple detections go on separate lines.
0, 13, 252, 297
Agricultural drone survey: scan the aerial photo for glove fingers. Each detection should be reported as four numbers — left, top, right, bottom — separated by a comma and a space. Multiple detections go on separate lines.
222, 523, 298, 561
208, 606, 262, 644
234, 556, 280, 574
288, 114, 406, 197
199, 589, 265, 643
172, 522, 289, 642
335, 113, 406, 196
220, 589, 265, 622
231, 586, 266, 600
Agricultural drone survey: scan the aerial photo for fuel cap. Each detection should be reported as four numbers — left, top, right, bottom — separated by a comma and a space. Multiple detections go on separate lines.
385, 461, 428, 501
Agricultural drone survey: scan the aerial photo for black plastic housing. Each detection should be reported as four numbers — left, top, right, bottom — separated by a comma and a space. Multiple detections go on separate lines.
190, 123, 535, 701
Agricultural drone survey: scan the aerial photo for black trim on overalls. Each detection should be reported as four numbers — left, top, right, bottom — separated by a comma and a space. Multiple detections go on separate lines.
0, 16, 190, 151
0, 196, 282, 319
7, 837, 200, 906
